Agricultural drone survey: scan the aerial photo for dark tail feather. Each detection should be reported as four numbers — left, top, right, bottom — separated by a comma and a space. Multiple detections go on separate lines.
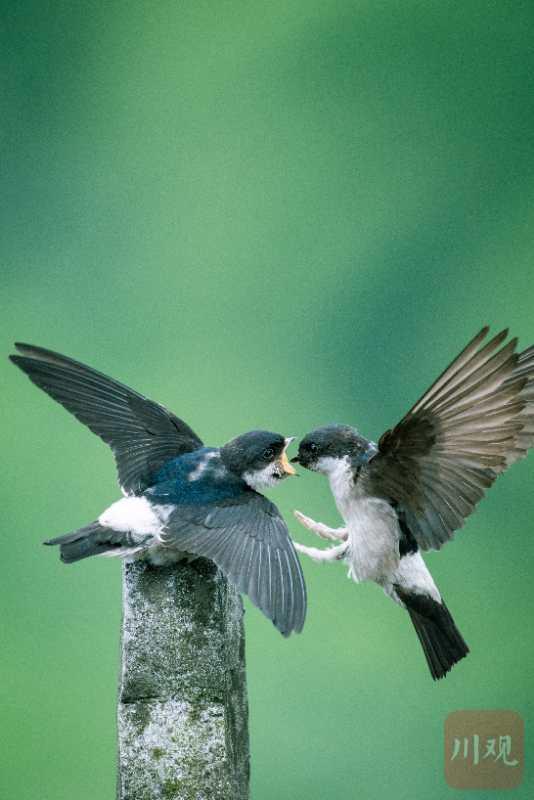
396, 587, 469, 680
44, 522, 146, 563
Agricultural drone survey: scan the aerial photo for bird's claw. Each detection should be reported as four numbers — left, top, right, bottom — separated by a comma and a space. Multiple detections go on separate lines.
293, 510, 348, 542
292, 539, 348, 563
293, 510, 317, 530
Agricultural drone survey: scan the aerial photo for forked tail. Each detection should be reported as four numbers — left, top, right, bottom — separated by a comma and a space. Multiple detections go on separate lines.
395, 586, 469, 680
44, 522, 149, 563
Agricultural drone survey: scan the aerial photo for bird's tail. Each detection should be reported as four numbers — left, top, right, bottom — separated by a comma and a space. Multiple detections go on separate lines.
395, 586, 469, 680
44, 522, 149, 563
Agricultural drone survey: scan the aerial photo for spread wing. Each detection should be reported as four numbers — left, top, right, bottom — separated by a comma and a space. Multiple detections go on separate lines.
367, 327, 533, 551
160, 493, 307, 637
497, 344, 534, 469
10, 343, 203, 495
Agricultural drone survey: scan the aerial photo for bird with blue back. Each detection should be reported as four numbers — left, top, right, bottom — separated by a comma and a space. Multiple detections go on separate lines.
290, 328, 534, 678
10, 343, 306, 637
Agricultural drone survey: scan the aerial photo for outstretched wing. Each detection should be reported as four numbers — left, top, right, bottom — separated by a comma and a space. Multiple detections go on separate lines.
160, 493, 307, 637
497, 344, 534, 469
368, 327, 533, 551
10, 343, 203, 495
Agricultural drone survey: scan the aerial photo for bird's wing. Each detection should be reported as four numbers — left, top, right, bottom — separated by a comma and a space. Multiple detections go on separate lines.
367, 327, 533, 551
496, 344, 534, 469
10, 343, 203, 495
160, 492, 307, 636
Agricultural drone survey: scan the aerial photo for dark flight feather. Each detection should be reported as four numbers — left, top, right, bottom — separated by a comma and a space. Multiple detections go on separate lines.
10, 343, 203, 495
496, 345, 534, 469
368, 328, 534, 550
160, 492, 307, 637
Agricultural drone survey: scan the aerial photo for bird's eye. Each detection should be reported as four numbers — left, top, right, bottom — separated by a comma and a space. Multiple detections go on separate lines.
262, 447, 275, 460
308, 442, 318, 453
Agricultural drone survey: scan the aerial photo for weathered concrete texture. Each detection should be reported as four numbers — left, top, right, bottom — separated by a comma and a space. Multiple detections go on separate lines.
117, 558, 249, 800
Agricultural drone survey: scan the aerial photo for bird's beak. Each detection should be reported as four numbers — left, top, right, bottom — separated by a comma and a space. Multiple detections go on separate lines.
290, 455, 300, 464
278, 450, 296, 476
279, 437, 297, 476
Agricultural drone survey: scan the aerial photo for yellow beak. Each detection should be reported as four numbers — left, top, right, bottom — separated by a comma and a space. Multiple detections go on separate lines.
278, 447, 296, 476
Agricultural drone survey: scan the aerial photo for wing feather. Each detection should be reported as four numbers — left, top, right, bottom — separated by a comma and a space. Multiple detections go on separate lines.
10, 343, 203, 494
369, 329, 534, 550
162, 493, 306, 636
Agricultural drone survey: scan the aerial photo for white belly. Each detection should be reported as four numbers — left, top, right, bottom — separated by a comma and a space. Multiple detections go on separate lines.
324, 457, 400, 584
342, 496, 400, 584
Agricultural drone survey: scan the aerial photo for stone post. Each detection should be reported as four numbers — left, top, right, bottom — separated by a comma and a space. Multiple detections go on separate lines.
117, 559, 249, 800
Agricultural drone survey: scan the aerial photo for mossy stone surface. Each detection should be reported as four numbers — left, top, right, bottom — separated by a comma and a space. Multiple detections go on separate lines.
117, 559, 249, 799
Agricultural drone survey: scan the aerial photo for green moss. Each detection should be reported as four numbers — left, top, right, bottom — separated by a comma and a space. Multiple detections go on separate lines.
130, 700, 151, 733
151, 747, 165, 760
122, 674, 155, 704
162, 778, 183, 798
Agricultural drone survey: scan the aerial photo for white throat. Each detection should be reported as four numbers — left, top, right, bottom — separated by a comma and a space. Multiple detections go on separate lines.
316, 456, 354, 509
243, 463, 281, 492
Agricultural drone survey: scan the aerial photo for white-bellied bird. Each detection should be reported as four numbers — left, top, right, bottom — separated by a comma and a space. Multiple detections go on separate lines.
290, 328, 534, 677
10, 343, 306, 637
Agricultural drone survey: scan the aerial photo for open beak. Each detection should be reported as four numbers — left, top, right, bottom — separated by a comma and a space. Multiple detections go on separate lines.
278, 437, 296, 476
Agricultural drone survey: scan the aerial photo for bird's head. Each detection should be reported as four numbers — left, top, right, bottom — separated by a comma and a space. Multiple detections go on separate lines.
291, 424, 377, 475
221, 430, 296, 491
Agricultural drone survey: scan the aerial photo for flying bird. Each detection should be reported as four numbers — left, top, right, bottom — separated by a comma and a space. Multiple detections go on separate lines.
290, 327, 534, 677
10, 343, 306, 637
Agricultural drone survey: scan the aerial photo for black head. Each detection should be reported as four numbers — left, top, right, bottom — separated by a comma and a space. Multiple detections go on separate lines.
221, 430, 296, 490
291, 424, 375, 472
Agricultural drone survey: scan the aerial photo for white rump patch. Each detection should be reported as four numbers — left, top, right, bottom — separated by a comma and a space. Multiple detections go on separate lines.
99, 497, 175, 535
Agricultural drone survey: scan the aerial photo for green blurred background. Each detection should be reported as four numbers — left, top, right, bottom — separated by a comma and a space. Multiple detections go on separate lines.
2, 2, 534, 798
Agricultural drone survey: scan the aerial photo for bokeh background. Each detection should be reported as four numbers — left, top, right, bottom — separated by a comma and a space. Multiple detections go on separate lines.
2, 3, 534, 798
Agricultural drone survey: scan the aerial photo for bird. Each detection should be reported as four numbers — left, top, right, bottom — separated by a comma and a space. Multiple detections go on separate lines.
10, 343, 306, 637
290, 327, 534, 678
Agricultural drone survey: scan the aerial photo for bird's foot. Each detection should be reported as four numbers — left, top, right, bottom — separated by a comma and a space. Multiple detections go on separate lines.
293, 510, 348, 541
292, 540, 348, 563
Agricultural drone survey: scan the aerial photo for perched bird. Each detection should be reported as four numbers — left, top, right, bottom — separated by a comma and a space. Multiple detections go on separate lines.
10, 343, 306, 637
290, 327, 534, 678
